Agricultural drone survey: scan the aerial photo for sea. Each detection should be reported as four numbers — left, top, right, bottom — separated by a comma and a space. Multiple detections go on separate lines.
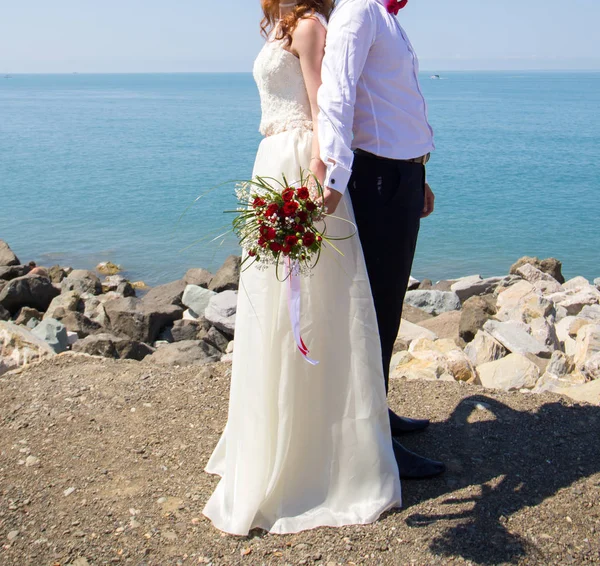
1, 72, 598, 286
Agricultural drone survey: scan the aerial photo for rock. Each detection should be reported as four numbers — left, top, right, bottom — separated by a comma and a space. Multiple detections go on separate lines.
552, 379, 600, 405
451, 275, 499, 302
483, 319, 553, 358
391, 351, 454, 382
418, 310, 462, 346
171, 319, 203, 342
400, 304, 433, 324
394, 319, 437, 351
0, 240, 20, 266
445, 349, 478, 382
48, 265, 69, 283
31, 318, 69, 353
0, 265, 31, 281
563, 276, 590, 291
14, 307, 44, 326
529, 317, 560, 350
573, 324, 600, 369
464, 330, 508, 367
25, 455, 40, 467
516, 263, 560, 285
72, 333, 154, 360
459, 294, 497, 344
431, 280, 455, 292
7, 529, 19, 541
0, 304, 10, 321
417, 279, 433, 290
220, 353, 234, 363
555, 316, 592, 345
66, 331, 79, 345
204, 326, 231, 353
142, 279, 186, 308
477, 353, 540, 391
533, 371, 586, 394
59, 311, 102, 338
557, 288, 600, 316
0, 321, 56, 376
546, 350, 575, 378
208, 255, 241, 292
407, 276, 420, 290
184, 268, 213, 289
595, 277, 600, 290
580, 304, 600, 323
582, 352, 600, 381
226, 340, 234, 354
509, 256, 564, 284
104, 297, 183, 343
499, 292, 555, 324
205, 291, 237, 336
496, 280, 535, 311
0, 274, 60, 315
404, 337, 477, 382
147, 340, 220, 365
61, 270, 102, 295
182, 285, 216, 318
96, 261, 121, 275
44, 290, 83, 320
403, 290, 461, 316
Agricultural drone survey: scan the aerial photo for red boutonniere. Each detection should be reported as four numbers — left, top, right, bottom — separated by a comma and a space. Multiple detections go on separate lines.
387, 0, 408, 16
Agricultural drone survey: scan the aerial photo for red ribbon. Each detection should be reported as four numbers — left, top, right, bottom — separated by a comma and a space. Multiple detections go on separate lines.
387, 0, 408, 16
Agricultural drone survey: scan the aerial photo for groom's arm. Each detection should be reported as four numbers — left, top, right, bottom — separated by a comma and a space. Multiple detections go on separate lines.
317, 0, 376, 210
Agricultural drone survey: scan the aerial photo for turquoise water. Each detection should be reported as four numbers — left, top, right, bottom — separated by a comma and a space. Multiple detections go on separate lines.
1, 72, 598, 285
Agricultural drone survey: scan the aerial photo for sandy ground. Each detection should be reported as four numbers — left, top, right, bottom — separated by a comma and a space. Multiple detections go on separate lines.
1, 354, 599, 566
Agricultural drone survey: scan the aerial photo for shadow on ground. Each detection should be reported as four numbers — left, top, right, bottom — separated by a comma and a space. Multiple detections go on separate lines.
395, 395, 600, 564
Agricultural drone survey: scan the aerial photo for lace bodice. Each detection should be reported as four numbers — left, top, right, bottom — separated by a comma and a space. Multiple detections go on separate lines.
253, 15, 327, 137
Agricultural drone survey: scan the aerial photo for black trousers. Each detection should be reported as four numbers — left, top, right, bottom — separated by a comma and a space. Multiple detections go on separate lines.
348, 151, 425, 394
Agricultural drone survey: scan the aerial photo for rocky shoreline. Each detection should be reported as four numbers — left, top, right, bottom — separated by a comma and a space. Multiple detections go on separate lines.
1, 239, 599, 405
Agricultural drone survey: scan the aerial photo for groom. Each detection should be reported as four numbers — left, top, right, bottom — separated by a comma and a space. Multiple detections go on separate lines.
317, 0, 445, 479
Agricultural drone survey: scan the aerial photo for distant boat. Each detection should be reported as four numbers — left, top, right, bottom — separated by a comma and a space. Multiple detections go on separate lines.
430, 74, 441, 80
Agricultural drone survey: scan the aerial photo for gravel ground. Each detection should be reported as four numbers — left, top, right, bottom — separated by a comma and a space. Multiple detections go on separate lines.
1, 354, 599, 566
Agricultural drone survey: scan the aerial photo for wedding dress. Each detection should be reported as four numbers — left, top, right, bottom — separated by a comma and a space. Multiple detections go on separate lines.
202, 14, 402, 536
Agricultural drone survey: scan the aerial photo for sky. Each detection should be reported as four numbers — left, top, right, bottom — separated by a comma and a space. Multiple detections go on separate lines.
1, 0, 599, 73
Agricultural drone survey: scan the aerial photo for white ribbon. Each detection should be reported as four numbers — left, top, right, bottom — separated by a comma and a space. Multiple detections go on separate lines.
285, 258, 319, 365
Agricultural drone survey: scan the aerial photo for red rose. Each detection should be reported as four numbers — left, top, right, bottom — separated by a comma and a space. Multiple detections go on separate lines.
259, 225, 269, 237
248, 250, 256, 257
252, 196, 266, 208
265, 203, 280, 217
305, 201, 317, 212
285, 235, 298, 246
293, 223, 305, 233
282, 188, 295, 202
258, 237, 267, 248
266, 227, 277, 241
282, 244, 292, 255
296, 187, 310, 200
302, 232, 316, 247
270, 242, 282, 252
283, 201, 299, 217
296, 210, 308, 223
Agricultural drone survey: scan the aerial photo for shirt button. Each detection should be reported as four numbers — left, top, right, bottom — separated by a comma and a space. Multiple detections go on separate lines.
331, 179, 336, 184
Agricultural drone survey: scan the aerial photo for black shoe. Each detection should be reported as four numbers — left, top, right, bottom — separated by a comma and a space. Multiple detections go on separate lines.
392, 438, 446, 479
389, 409, 430, 435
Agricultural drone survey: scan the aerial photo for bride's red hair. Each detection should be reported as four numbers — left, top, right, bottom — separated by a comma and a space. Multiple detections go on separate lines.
260, 0, 334, 45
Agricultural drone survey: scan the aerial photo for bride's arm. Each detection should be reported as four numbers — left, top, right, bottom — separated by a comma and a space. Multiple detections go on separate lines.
290, 17, 327, 185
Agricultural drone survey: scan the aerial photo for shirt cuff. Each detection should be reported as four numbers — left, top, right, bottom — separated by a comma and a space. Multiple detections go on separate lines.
324, 162, 352, 195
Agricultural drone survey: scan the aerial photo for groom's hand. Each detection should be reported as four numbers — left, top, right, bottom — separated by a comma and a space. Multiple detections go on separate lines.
322, 187, 343, 215
421, 183, 435, 218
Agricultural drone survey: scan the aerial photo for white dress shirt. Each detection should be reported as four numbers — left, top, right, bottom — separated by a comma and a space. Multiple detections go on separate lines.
317, 0, 435, 194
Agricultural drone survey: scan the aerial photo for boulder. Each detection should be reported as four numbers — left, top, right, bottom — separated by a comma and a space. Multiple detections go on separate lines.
580, 304, 600, 323
44, 291, 83, 320
403, 290, 461, 316
14, 307, 44, 326
556, 288, 600, 316
47, 265, 69, 284
103, 297, 184, 343
431, 280, 456, 292
595, 277, 600, 290
532, 371, 586, 394
184, 268, 213, 289
555, 316, 592, 346
96, 261, 121, 276
102, 274, 135, 295
0, 275, 60, 315
412, 338, 477, 382
82, 295, 109, 328
31, 319, 69, 353
203, 326, 230, 353
459, 294, 497, 344
582, 352, 600, 381
451, 275, 500, 302
483, 319, 553, 358
573, 324, 600, 369
516, 263, 560, 285
407, 276, 420, 290
146, 340, 220, 365
182, 285, 216, 318
418, 279, 433, 290
142, 280, 186, 308
552, 379, 600, 406
205, 291, 237, 336
509, 256, 564, 284
545, 350, 575, 378
72, 333, 154, 361
59, 311, 102, 338
208, 256, 241, 293
0, 304, 11, 322
496, 280, 535, 312
0, 241, 20, 266
418, 310, 462, 346
563, 276, 590, 291
394, 319, 437, 352
400, 304, 433, 324
0, 321, 56, 376
464, 330, 508, 367
391, 351, 454, 382
477, 353, 540, 391
61, 270, 102, 295
0, 265, 31, 281
171, 319, 203, 342
529, 317, 560, 351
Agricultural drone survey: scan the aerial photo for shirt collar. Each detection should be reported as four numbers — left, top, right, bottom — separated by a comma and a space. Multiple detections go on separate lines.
373, 0, 389, 6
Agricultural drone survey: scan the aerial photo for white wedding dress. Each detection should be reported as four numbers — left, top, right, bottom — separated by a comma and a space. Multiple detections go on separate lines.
202, 15, 402, 536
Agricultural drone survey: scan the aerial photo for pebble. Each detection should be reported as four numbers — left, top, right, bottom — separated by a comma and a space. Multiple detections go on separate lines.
64, 487, 76, 496
7, 530, 19, 541
25, 455, 40, 467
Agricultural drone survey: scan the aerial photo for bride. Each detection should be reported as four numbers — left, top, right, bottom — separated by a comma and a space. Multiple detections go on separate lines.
202, 0, 402, 535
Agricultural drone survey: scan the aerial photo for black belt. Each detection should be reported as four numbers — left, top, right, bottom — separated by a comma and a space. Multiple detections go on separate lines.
354, 148, 430, 165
